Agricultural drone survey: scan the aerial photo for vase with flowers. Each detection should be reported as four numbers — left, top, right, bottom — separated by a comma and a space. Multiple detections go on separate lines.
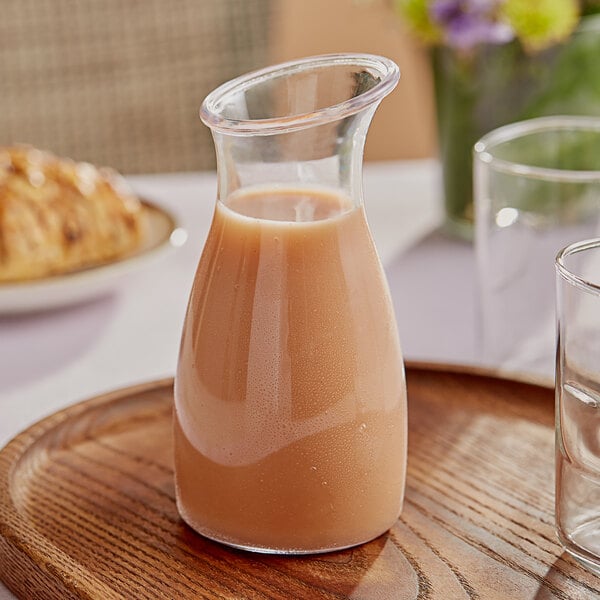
395, 0, 600, 239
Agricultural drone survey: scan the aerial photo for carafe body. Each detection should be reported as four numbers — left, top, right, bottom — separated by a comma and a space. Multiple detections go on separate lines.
174, 54, 407, 554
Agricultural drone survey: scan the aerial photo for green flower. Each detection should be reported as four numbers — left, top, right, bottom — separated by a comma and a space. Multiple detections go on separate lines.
501, 0, 580, 51
394, 0, 442, 43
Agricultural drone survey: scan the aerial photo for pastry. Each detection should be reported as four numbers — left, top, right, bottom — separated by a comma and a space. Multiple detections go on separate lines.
0, 146, 145, 282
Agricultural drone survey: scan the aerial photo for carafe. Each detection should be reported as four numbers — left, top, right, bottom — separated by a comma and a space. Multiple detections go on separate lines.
174, 54, 407, 554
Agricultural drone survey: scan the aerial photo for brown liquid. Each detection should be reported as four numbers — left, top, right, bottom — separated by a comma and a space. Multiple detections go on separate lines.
174, 187, 406, 553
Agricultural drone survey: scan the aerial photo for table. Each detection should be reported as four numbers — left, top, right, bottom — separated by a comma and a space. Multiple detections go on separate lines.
0, 160, 561, 599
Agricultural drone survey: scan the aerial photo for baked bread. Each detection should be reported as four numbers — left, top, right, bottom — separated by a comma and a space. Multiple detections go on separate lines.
0, 146, 145, 282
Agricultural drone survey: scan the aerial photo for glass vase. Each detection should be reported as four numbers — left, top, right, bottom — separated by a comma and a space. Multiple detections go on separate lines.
434, 15, 600, 240
173, 54, 407, 554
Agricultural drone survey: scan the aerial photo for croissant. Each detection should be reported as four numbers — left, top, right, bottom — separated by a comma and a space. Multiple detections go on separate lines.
0, 146, 145, 282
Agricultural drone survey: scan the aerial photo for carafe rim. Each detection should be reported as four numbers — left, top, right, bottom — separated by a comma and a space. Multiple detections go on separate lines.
200, 53, 399, 136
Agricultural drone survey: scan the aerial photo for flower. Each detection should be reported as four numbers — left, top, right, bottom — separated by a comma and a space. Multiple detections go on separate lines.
395, 0, 590, 52
431, 0, 514, 49
398, 0, 444, 42
502, 0, 579, 51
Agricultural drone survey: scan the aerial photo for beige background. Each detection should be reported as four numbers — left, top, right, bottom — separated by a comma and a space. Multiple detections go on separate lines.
0, 0, 437, 173
0, 0, 273, 173
270, 0, 437, 162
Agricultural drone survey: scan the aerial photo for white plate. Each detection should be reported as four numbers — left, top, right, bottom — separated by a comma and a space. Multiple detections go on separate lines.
0, 201, 187, 315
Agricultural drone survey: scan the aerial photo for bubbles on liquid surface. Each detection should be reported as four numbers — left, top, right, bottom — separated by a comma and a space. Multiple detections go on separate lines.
223, 186, 354, 222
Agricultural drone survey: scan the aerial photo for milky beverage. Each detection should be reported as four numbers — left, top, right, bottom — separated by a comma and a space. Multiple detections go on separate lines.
174, 186, 407, 553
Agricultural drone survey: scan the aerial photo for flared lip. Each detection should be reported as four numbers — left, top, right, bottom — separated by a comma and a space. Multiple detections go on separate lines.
200, 53, 400, 136
556, 238, 600, 294
474, 116, 600, 183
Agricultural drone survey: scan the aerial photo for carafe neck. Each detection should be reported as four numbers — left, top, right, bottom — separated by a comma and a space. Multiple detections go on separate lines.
200, 54, 400, 207
212, 105, 378, 205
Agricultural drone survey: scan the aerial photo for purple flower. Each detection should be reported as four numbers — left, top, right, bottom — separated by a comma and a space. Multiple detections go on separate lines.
430, 0, 514, 50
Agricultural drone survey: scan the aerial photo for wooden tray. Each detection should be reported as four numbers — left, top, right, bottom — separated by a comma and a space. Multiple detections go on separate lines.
1, 365, 599, 599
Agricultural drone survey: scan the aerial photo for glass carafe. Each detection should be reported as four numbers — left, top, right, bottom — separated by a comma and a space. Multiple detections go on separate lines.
174, 54, 407, 554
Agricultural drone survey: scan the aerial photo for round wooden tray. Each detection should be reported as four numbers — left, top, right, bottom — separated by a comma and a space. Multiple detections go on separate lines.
0, 364, 598, 599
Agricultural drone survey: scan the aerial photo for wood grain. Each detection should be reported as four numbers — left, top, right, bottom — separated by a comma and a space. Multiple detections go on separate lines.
1, 365, 599, 599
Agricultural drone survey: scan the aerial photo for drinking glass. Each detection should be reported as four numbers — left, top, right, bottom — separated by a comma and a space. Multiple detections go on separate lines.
556, 238, 600, 575
474, 117, 600, 379
173, 54, 407, 554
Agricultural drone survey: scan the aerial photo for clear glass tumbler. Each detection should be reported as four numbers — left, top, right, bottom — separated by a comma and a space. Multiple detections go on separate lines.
474, 117, 600, 379
173, 54, 407, 554
556, 238, 600, 575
